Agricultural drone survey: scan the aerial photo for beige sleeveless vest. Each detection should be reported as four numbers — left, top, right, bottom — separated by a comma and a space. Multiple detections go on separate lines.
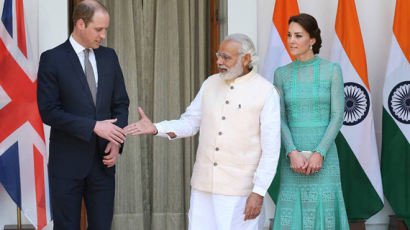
191, 70, 274, 196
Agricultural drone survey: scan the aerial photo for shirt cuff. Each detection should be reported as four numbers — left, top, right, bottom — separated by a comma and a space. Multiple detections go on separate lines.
252, 185, 267, 197
154, 123, 176, 140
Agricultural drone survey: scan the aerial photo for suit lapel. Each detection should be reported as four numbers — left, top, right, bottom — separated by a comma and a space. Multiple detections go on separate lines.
63, 40, 95, 107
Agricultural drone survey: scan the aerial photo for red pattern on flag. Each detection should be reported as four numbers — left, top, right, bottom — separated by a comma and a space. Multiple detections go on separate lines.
0, 0, 51, 229
16, 0, 27, 57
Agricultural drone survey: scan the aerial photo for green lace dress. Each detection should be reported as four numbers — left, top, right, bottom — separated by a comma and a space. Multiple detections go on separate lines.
272, 56, 349, 230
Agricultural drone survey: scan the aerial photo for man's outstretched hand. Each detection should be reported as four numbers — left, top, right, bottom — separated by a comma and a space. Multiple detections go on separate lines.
124, 107, 157, 135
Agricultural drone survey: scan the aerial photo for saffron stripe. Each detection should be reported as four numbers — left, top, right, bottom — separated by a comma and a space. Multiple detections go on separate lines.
272, 0, 299, 60
393, 0, 410, 63
335, 0, 370, 91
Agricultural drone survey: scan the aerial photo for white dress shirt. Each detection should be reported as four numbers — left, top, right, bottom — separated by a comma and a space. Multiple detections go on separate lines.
155, 78, 281, 197
69, 35, 99, 86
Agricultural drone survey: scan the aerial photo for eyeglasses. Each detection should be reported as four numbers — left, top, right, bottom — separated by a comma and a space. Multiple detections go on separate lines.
215, 52, 233, 62
216, 52, 244, 62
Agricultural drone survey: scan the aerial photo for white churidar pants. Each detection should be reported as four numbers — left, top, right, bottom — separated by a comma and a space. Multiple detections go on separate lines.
188, 189, 265, 230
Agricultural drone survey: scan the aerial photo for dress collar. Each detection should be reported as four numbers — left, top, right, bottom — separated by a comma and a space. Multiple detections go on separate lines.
294, 55, 320, 66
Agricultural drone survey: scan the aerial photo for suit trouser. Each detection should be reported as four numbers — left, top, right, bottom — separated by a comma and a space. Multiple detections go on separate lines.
50, 154, 115, 230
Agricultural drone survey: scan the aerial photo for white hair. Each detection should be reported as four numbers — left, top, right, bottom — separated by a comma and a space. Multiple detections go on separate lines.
223, 33, 258, 68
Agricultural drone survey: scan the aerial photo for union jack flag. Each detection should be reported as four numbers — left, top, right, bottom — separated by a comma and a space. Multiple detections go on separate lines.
0, 0, 52, 229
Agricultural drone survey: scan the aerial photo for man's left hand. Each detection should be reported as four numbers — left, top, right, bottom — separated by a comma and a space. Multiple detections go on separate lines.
244, 192, 263, 221
103, 142, 120, 168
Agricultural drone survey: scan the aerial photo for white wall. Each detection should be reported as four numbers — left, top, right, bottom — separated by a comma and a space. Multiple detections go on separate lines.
227, 0, 258, 52
0, 0, 67, 229
229, 0, 396, 229
38, 0, 69, 54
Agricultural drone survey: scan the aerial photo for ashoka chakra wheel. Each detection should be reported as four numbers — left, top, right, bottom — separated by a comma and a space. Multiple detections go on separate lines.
343, 82, 370, 126
388, 81, 410, 124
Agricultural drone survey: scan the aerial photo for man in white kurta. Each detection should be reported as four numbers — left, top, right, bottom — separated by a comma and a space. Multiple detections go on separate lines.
125, 34, 281, 230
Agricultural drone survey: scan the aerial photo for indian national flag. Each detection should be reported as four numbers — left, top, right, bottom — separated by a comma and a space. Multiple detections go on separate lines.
261, 0, 298, 83
330, 0, 384, 220
262, 0, 299, 203
381, 0, 410, 226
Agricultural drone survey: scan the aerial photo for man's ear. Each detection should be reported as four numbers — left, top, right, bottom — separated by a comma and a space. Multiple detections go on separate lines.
76, 19, 86, 30
242, 53, 251, 68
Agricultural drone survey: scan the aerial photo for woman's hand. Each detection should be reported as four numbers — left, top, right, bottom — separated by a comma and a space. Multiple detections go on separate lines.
305, 152, 323, 176
288, 150, 308, 174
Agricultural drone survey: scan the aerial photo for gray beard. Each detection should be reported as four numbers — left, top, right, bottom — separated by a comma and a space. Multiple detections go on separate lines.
220, 60, 244, 81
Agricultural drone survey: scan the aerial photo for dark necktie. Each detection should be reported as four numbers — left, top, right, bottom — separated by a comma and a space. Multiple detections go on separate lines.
84, 49, 97, 105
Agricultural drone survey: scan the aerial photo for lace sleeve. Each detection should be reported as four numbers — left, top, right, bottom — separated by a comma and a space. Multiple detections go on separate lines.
274, 69, 297, 155
314, 63, 345, 157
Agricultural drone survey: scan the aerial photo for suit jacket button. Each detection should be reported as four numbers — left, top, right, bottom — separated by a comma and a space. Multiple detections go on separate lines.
214, 162, 218, 166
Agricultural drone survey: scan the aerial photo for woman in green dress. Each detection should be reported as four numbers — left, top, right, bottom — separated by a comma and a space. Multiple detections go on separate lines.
272, 13, 349, 230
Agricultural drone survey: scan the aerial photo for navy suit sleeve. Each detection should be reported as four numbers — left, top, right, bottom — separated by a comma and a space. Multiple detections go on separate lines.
110, 50, 129, 129
110, 50, 129, 153
37, 51, 96, 141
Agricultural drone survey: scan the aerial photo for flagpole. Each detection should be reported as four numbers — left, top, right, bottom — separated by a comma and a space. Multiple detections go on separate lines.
3, 205, 34, 230
17, 206, 22, 229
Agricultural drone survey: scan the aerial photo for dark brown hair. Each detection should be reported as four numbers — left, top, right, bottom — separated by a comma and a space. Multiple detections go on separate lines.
289, 13, 322, 54
72, 0, 108, 27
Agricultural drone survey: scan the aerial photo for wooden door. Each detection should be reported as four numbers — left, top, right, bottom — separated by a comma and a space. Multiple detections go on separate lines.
210, 0, 221, 75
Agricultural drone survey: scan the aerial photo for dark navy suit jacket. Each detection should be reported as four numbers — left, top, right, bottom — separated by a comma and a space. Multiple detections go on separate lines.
37, 39, 129, 179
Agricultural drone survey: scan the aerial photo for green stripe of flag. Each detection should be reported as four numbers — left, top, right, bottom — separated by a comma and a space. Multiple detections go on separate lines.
336, 133, 384, 220
268, 146, 284, 204
381, 108, 410, 227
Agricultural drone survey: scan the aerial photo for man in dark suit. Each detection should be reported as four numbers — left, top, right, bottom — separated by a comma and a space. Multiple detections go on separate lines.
37, 1, 129, 229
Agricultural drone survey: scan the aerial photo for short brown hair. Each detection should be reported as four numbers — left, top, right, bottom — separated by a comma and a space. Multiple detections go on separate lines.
289, 13, 322, 54
72, 0, 108, 27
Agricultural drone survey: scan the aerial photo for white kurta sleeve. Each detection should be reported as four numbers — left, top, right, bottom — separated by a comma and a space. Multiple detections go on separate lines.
154, 80, 207, 140
252, 89, 281, 197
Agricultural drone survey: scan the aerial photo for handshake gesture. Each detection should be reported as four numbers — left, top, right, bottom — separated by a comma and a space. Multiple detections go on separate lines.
94, 107, 157, 145
93, 107, 156, 168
